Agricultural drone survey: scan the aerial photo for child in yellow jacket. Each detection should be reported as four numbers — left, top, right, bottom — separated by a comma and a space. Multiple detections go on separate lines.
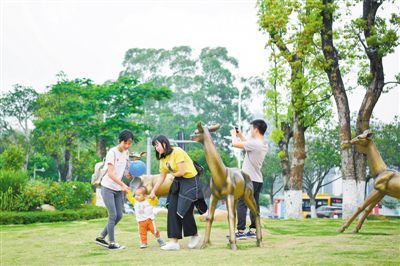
127, 187, 165, 248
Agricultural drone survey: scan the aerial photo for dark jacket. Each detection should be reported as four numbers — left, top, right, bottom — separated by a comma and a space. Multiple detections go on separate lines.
166, 175, 208, 217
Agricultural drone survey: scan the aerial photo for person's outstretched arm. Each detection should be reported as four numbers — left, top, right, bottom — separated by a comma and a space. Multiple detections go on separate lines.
149, 172, 167, 199
231, 129, 246, 149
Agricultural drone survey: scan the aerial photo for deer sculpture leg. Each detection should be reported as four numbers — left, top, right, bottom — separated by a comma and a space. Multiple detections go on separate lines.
353, 193, 384, 233
243, 190, 263, 247
201, 194, 218, 249
226, 194, 237, 250
233, 199, 238, 236
338, 190, 383, 233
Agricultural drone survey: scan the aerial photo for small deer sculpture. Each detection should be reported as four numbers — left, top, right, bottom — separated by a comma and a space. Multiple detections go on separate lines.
338, 130, 400, 233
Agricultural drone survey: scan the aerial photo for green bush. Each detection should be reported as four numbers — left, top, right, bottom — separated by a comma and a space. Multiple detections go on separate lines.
0, 170, 28, 194
0, 205, 107, 224
14, 181, 49, 211
47, 181, 93, 210
0, 187, 16, 211
0, 144, 25, 171
259, 194, 270, 207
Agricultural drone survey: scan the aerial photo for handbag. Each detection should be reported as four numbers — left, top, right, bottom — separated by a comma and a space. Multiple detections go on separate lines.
193, 160, 204, 176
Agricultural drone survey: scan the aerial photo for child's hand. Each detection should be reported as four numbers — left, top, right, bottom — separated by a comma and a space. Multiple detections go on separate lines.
149, 191, 156, 200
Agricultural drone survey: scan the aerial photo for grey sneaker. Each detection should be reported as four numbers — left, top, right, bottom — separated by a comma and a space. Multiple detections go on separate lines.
140, 243, 147, 249
157, 238, 166, 247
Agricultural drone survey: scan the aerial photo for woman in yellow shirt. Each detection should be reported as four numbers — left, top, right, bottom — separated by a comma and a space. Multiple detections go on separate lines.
149, 135, 202, 251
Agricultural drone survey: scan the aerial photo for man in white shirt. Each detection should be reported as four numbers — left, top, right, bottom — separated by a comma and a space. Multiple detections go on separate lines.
230, 119, 268, 239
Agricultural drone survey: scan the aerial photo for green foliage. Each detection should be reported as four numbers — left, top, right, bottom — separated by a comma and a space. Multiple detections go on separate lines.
0, 169, 27, 194
0, 205, 107, 225
371, 117, 400, 168
0, 84, 38, 122
187, 147, 237, 186
303, 125, 341, 196
0, 84, 38, 136
0, 145, 25, 171
32, 72, 171, 180
27, 152, 58, 180
277, 150, 287, 159
259, 193, 270, 207
270, 128, 284, 145
261, 152, 283, 200
121, 46, 253, 151
72, 149, 99, 182
14, 181, 49, 211
0, 187, 15, 211
46, 181, 93, 210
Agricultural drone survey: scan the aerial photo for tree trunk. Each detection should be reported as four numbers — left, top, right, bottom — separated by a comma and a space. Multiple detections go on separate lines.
269, 182, 274, 209
24, 143, 30, 171
96, 137, 107, 159
354, 0, 385, 204
320, 0, 357, 219
279, 122, 292, 191
23, 118, 30, 171
285, 118, 305, 219
59, 138, 72, 182
67, 155, 73, 181
310, 197, 317, 218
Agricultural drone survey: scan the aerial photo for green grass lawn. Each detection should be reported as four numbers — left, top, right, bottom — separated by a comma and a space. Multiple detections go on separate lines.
1, 213, 399, 265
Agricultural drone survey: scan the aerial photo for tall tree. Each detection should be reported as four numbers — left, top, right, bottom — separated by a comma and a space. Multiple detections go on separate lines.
265, 48, 293, 202
0, 84, 38, 170
258, 0, 332, 218
319, 0, 399, 217
121, 46, 198, 140
33, 73, 171, 181
121, 46, 253, 151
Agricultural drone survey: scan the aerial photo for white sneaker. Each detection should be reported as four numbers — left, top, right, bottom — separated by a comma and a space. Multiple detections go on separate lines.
161, 241, 180, 251
188, 235, 201, 249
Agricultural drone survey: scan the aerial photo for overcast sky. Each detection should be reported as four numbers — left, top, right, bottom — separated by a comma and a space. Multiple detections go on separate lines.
1, 0, 399, 123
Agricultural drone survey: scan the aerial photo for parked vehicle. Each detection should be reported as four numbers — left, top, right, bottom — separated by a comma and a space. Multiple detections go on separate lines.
306, 205, 342, 218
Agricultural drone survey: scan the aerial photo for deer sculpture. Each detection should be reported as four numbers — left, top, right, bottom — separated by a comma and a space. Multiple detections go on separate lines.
128, 152, 173, 196
191, 122, 262, 250
338, 130, 400, 233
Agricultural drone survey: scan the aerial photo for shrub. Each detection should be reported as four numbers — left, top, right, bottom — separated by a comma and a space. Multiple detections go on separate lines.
0, 170, 28, 194
0, 205, 107, 224
14, 181, 49, 211
0, 144, 25, 171
259, 194, 270, 207
47, 181, 93, 210
0, 187, 16, 211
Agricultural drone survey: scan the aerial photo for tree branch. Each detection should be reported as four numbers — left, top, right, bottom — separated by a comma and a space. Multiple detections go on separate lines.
383, 81, 400, 87
351, 25, 368, 52
321, 175, 342, 187
273, 185, 284, 197
303, 92, 333, 108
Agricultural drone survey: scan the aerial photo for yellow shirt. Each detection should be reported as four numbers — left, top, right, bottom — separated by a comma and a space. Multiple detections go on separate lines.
159, 147, 197, 178
127, 190, 158, 206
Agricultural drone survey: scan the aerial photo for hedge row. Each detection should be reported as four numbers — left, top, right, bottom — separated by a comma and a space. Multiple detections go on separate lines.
0, 205, 107, 225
